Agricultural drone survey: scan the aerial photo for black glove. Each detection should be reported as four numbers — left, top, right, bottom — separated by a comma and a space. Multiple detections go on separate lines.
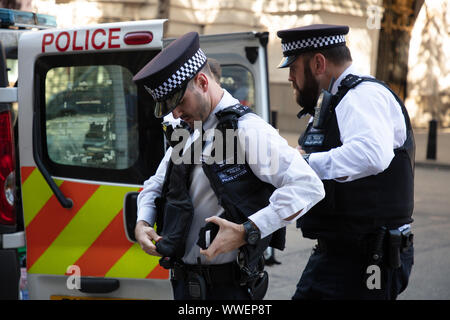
156, 201, 193, 257
197, 220, 220, 250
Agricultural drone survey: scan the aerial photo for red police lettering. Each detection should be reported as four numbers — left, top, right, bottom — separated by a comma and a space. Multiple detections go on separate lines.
85, 30, 90, 50
55, 32, 70, 52
41, 28, 122, 52
42, 33, 54, 52
72, 31, 83, 51
92, 29, 106, 50
108, 28, 120, 49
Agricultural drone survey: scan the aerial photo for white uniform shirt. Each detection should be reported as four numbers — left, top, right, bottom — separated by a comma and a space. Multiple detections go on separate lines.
137, 89, 325, 264
308, 64, 407, 182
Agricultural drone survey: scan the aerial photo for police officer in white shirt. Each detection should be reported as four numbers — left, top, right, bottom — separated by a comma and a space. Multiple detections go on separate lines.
132, 32, 325, 300
277, 24, 415, 300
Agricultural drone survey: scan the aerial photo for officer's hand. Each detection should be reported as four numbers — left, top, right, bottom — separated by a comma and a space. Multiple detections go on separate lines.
199, 216, 246, 261
296, 145, 306, 155
135, 220, 163, 257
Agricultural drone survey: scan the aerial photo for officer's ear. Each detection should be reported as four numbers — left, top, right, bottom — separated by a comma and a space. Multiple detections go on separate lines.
194, 72, 209, 93
310, 53, 327, 76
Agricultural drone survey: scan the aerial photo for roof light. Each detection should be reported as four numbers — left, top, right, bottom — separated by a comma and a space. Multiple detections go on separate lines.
0, 8, 56, 29
36, 13, 57, 28
124, 32, 153, 45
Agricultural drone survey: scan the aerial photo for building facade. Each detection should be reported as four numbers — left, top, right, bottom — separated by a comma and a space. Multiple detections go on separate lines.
14, 0, 446, 130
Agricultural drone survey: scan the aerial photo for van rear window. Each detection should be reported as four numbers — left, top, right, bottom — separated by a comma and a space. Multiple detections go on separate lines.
35, 51, 164, 184
45, 65, 138, 170
220, 65, 255, 109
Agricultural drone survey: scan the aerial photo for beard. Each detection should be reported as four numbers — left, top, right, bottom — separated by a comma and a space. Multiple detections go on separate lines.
293, 64, 320, 116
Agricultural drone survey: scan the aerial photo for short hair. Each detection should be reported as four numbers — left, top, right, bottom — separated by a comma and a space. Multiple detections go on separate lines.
302, 45, 352, 66
207, 58, 222, 84
187, 62, 213, 89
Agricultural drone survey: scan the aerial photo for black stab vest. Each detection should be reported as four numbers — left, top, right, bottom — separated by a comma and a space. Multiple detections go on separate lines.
157, 104, 285, 262
297, 74, 415, 239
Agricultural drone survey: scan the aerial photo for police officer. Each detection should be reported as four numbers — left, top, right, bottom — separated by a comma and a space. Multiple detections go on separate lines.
133, 32, 325, 300
276, 24, 415, 300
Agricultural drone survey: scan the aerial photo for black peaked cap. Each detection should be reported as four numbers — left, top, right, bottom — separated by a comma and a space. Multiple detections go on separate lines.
277, 24, 349, 68
132, 31, 207, 101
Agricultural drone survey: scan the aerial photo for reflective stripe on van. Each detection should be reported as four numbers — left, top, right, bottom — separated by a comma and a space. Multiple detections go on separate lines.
21, 166, 168, 280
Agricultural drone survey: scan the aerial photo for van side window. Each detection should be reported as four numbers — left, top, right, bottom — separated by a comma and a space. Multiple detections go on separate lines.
6, 59, 18, 87
220, 65, 255, 109
45, 65, 138, 170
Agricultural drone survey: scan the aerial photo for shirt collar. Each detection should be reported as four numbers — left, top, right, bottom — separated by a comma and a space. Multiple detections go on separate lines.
331, 64, 358, 95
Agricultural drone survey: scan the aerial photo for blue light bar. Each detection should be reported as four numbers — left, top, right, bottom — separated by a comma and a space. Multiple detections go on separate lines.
0, 8, 56, 29
36, 13, 57, 28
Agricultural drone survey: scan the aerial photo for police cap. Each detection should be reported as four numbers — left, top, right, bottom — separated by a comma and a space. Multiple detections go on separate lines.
277, 24, 349, 68
133, 32, 207, 118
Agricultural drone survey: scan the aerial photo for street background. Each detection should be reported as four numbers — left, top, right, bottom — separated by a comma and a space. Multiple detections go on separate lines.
3, 0, 448, 301
264, 129, 450, 300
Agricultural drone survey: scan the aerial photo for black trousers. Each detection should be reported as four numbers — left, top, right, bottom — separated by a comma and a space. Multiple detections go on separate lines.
171, 278, 251, 300
292, 245, 414, 300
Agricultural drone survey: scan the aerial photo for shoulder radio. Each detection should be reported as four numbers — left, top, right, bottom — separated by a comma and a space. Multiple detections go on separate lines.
302, 78, 335, 149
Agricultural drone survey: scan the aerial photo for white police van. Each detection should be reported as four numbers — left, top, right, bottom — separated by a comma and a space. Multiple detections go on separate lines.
0, 8, 273, 300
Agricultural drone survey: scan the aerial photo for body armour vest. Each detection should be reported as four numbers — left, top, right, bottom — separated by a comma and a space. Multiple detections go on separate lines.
155, 104, 286, 266
297, 74, 415, 239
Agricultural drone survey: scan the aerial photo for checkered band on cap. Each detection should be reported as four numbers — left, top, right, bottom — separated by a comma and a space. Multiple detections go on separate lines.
282, 34, 346, 55
144, 48, 207, 101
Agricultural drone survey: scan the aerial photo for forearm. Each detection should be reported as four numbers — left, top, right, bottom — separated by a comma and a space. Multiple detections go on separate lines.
308, 139, 394, 182
240, 122, 325, 238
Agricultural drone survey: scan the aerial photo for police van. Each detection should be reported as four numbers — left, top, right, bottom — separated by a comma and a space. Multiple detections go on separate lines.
0, 9, 273, 299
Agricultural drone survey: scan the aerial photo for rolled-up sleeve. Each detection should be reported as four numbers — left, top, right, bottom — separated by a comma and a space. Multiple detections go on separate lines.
238, 114, 325, 238
137, 148, 173, 226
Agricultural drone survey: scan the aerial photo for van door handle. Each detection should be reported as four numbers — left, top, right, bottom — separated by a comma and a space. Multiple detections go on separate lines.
78, 278, 120, 294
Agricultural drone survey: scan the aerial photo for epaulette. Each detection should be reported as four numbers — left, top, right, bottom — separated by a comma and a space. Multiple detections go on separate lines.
338, 74, 365, 90
216, 104, 253, 118
215, 104, 254, 130
335, 74, 388, 105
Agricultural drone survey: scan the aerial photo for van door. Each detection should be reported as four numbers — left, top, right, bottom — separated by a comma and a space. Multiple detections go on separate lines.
162, 31, 271, 121
18, 20, 173, 299
198, 32, 271, 122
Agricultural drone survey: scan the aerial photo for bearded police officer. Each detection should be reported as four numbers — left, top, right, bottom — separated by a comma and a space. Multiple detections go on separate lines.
276, 24, 415, 300
133, 32, 325, 300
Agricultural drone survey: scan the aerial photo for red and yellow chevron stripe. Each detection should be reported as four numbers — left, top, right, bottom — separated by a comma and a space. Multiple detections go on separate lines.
21, 166, 168, 280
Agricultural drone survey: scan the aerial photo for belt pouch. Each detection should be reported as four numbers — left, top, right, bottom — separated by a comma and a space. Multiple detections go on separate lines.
401, 228, 414, 252
387, 229, 402, 269
248, 271, 269, 300
197, 217, 221, 250
187, 272, 206, 300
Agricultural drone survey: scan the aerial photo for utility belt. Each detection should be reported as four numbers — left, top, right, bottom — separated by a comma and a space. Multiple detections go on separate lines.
316, 226, 414, 269
169, 259, 268, 300
172, 262, 240, 287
